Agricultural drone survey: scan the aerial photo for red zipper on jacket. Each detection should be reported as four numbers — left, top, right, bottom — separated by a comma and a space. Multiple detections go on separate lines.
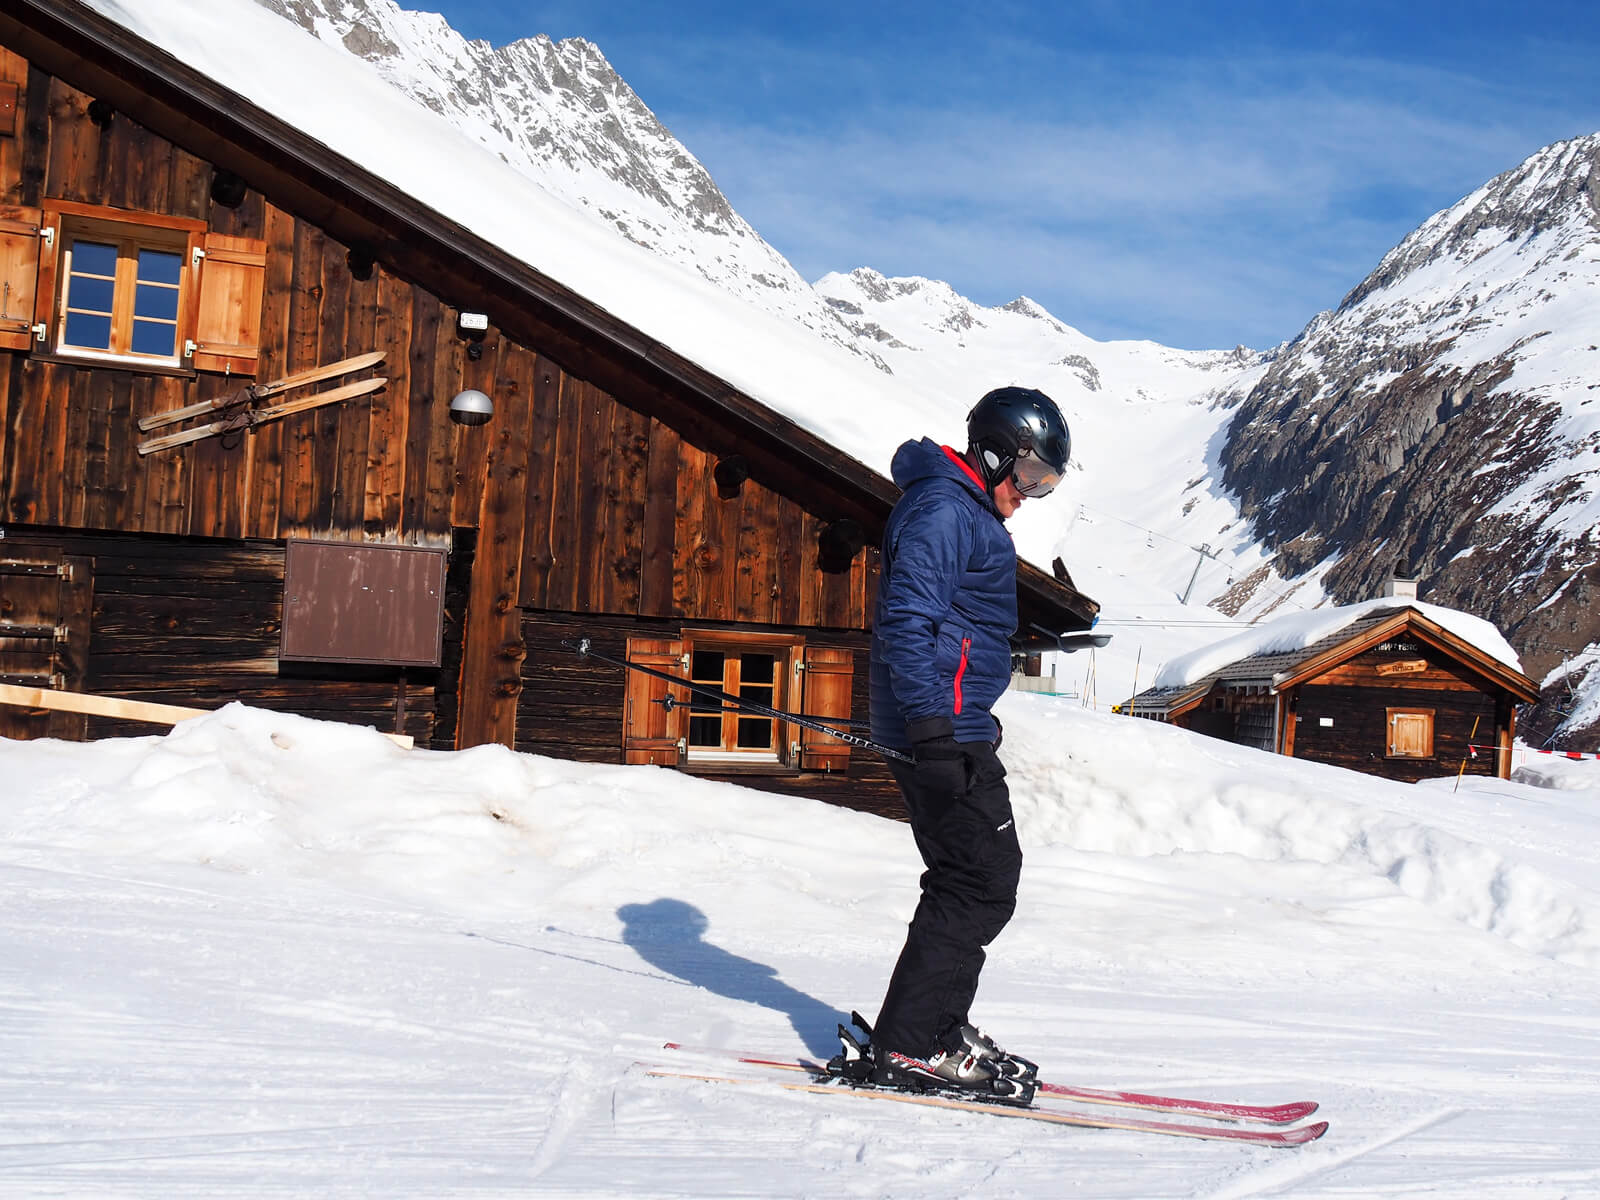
953, 635, 971, 715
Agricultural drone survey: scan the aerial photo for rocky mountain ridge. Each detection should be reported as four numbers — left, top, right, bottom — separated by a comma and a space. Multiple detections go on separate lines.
1216, 133, 1600, 732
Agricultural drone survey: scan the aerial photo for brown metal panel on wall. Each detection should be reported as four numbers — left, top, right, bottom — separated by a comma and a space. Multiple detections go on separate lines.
280, 539, 446, 668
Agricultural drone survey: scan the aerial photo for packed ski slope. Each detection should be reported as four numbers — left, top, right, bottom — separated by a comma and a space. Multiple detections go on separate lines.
5, 699, 1599, 1197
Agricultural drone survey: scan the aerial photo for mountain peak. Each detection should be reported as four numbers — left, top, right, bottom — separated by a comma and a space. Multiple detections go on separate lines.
1341, 131, 1600, 312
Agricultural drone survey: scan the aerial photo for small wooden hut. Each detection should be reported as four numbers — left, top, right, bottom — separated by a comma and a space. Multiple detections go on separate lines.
1123, 605, 1538, 782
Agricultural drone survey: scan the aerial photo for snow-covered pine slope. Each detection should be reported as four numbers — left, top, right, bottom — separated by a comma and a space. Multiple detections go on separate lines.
5, 700, 1600, 1193
1218, 134, 1600, 704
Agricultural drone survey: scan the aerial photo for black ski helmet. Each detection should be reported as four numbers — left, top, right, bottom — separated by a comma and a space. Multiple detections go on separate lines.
966, 386, 1070, 498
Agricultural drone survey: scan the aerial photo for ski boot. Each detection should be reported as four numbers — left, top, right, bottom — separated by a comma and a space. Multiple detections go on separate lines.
952, 1022, 1040, 1084
827, 1012, 1034, 1105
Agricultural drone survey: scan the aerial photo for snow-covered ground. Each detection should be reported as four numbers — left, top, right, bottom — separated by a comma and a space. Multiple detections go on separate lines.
5, 699, 1599, 1197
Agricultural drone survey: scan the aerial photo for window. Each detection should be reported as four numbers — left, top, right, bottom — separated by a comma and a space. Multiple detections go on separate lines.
687, 645, 783, 761
1386, 708, 1434, 758
58, 227, 189, 364
621, 633, 858, 773
0, 199, 265, 375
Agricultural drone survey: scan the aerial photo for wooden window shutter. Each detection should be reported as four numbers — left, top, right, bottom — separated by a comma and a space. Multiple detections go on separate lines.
623, 635, 685, 766
0, 205, 44, 351
1386, 708, 1434, 758
191, 232, 266, 375
798, 645, 855, 772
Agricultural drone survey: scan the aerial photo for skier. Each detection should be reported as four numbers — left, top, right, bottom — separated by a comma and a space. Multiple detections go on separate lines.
860, 386, 1071, 1100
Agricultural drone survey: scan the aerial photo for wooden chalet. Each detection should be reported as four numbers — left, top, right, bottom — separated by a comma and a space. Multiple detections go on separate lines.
1122, 605, 1538, 782
0, 0, 1097, 814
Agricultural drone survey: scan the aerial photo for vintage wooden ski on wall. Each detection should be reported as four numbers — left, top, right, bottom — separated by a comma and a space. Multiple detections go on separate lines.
136, 375, 389, 454
135, 351, 388, 456
136, 350, 387, 432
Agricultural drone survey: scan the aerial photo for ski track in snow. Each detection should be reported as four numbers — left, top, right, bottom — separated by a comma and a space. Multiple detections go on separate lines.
3, 701, 1600, 1196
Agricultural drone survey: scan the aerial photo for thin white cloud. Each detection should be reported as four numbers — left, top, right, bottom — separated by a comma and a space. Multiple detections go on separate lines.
649, 41, 1597, 347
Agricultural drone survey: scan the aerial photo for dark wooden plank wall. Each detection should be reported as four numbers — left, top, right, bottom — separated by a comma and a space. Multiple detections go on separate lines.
1289, 644, 1503, 783
0, 528, 440, 743
0, 63, 472, 550
1, 60, 877, 622
517, 387, 877, 630
518, 610, 903, 818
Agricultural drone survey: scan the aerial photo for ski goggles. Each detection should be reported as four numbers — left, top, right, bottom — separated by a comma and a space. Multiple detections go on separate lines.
1011, 449, 1063, 498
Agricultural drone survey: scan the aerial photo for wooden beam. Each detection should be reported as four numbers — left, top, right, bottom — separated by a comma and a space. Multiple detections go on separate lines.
0, 682, 413, 747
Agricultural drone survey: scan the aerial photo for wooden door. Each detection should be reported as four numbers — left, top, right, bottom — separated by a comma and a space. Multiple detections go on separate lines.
0, 551, 93, 739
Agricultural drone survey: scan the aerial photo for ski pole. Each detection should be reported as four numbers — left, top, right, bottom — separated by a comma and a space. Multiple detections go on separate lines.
560, 638, 912, 762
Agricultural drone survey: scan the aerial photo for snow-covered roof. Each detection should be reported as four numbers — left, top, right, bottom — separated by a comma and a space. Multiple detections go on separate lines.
1143, 598, 1526, 696
81, 0, 929, 497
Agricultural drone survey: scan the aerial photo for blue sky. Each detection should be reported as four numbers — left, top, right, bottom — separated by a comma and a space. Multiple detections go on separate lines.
431, 1, 1599, 350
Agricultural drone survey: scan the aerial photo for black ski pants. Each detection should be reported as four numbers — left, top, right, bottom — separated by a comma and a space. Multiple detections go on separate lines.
873, 740, 1022, 1059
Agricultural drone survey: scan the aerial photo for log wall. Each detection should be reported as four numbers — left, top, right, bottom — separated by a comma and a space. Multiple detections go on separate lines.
518, 610, 903, 818
1286, 643, 1506, 783
0, 526, 445, 743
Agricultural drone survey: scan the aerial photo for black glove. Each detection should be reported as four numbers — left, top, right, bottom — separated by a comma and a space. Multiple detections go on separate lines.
906, 716, 966, 799
991, 716, 1003, 752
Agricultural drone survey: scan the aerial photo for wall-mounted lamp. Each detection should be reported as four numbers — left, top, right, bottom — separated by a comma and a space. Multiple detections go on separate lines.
817, 518, 866, 574
713, 455, 748, 498
449, 388, 494, 427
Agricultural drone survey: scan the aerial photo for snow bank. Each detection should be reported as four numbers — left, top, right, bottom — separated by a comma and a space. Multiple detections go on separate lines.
995, 693, 1600, 967
0, 704, 898, 944
5, 696, 1597, 972
1513, 752, 1600, 793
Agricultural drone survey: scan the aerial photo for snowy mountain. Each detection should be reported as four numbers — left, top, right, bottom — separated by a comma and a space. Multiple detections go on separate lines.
252, 0, 890, 368
1217, 135, 1600, 715
243, 0, 1286, 702
239, 0, 1600, 737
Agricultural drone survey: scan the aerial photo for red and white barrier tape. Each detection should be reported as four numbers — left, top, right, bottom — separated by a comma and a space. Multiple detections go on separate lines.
1470, 744, 1600, 761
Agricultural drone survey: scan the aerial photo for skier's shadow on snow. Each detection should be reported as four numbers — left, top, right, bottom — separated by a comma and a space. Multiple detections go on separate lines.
618, 898, 846, 1057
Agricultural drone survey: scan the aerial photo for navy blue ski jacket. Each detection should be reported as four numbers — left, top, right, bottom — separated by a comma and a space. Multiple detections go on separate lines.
869, 437, 1018, 752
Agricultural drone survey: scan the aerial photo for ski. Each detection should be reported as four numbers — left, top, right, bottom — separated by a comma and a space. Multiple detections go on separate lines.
659, 1042, 1318, 1126
137, 350, 387, 432
137, 376, 388, 455
643, 1065, 1329, 1147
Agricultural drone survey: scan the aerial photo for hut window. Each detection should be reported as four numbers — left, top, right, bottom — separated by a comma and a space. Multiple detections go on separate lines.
683, 637, 789, 764
58, 231, 187, 363
622, 633, 857, 774
22, 200, 265, 376
1386, 708, 1435, 758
